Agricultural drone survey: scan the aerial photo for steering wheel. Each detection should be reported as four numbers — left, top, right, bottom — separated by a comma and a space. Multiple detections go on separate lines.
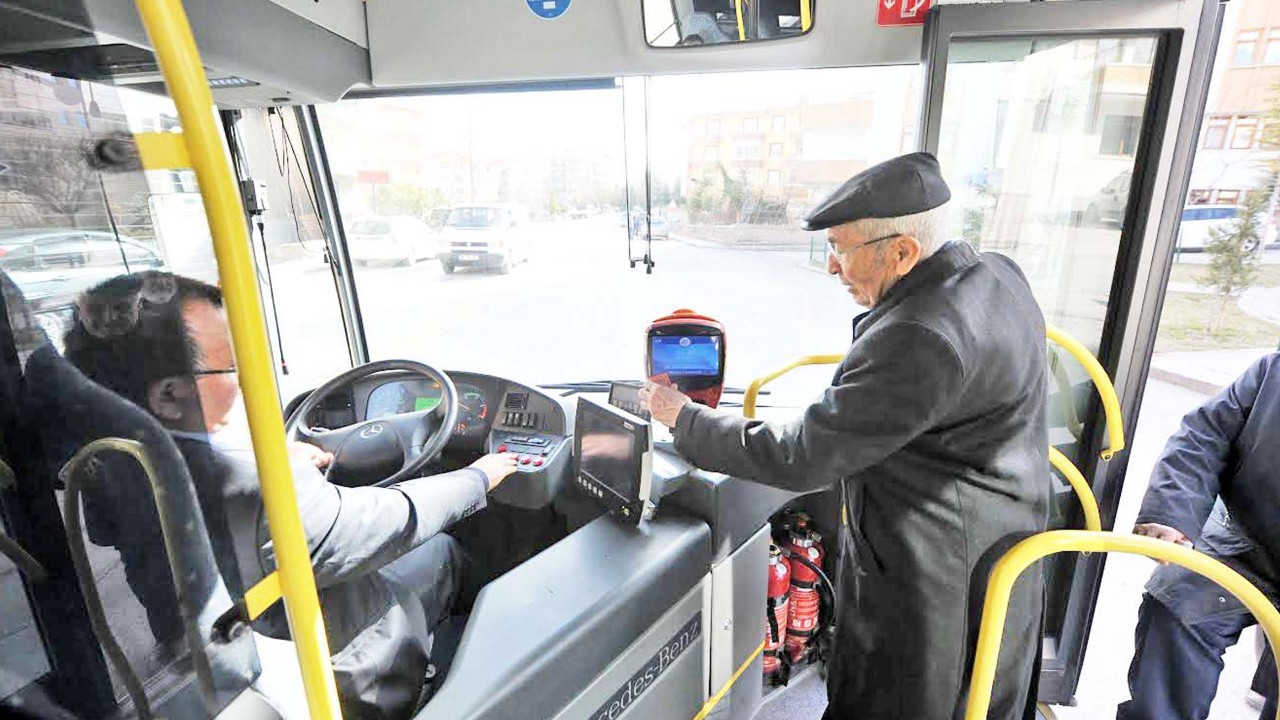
284, 360, 459, 487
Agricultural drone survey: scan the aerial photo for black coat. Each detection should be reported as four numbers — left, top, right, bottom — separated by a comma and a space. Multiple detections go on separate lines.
673, 242, 1048, 719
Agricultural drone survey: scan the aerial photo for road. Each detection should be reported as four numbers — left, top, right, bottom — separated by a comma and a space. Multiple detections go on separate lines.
265, 216, 854, 404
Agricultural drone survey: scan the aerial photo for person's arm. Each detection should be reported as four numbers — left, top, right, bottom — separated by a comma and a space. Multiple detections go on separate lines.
269, 455, 512, 587
672, 322, 966, 493
1135, 357, 1270, 544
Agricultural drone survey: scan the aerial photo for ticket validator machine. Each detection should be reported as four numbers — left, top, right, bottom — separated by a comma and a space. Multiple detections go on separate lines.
644, 309, 727, 409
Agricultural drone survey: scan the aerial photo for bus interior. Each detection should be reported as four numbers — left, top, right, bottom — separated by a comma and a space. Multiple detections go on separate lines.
0, 0, 1257, 718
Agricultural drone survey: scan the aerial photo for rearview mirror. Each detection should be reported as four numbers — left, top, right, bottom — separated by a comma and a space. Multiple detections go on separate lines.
644, 0, 814, 48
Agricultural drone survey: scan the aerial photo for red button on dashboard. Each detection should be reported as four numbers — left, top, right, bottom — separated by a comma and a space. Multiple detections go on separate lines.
533, 459, 544, 467
519, 455, 531, 464
498, 444, 508, 453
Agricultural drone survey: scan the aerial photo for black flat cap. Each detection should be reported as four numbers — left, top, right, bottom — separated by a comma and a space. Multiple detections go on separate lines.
802, 152, 951, 231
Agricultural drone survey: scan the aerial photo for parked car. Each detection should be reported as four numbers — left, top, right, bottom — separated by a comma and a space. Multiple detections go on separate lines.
0, 228, 164, 307
437, 205, 532, 274
1085, 170, 1132, 226
647, 216, 670, 241
345, 216, 438, 266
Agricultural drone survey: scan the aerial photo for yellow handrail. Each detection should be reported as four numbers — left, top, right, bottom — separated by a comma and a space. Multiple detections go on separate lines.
1046, 324, 1126, 461
800, 0, 812, 32
966, 531, 1280, 720
742, 354, 844, 419
735, 0, 747, 41
691, 641, 766, 720
131, 1, 342, 717
1047, 447, 1101, 532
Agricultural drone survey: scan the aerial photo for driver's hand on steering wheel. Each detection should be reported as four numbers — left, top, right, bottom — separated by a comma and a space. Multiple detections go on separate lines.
289, 441, 335, 469
470, 453, 520, 490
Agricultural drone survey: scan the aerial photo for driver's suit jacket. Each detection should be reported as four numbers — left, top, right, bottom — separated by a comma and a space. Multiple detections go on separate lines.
673, 242, 1048, 720
174, 434, 488, 720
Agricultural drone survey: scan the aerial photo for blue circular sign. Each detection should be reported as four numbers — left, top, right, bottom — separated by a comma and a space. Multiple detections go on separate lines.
526, 0, 571, 19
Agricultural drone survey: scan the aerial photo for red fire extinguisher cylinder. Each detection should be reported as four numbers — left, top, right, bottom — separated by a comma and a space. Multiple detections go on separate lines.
763, 544, 791, 680
785, 528, 825, 665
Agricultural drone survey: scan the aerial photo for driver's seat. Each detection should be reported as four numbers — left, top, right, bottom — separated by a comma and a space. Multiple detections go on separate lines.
18, 340, 298, 719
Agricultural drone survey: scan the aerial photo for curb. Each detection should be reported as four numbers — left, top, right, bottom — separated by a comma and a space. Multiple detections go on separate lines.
1147, 367, 1220, 397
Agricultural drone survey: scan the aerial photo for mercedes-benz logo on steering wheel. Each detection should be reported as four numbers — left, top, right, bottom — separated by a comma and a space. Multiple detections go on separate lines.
360, 423, 385, 439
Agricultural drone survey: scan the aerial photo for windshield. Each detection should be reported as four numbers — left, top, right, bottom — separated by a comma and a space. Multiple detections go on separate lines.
447, 207, 509, 227
315, 68, 920, 408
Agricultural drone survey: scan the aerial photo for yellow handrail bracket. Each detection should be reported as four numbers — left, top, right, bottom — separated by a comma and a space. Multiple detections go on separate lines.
966, 531, 1280, 720
131, 0, 342, 716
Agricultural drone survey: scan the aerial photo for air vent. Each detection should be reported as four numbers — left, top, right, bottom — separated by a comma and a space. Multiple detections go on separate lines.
209, 76, 260, 89
504, 392, 529, 410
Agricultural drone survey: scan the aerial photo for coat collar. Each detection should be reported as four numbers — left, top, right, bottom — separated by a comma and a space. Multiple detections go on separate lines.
852, 241, 979, 340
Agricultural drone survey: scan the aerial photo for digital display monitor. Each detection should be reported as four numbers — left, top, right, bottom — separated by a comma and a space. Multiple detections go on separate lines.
607, 381, 650, 421
414, 396, 441, 412
574, 398, 652, 523
650, 335, 721, 377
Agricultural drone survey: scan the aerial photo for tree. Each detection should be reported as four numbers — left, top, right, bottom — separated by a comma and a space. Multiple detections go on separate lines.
1203, 174, 1270, 333
0, 125, 102, 228
372, 184, 447, 219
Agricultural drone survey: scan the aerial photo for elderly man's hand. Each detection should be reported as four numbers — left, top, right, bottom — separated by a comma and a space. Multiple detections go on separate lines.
639, 381, 691, 428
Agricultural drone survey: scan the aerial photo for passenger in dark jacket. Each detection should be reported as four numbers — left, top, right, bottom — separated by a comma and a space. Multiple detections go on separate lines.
1118, 352, 1280, 720
641, 153, 1048, 720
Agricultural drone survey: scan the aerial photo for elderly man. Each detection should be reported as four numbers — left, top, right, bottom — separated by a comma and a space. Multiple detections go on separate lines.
640, 153, 1048, 720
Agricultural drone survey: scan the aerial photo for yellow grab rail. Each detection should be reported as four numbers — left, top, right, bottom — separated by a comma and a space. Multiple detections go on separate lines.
734, 0, 747, 41
692, 641, 766, 720
131, 1, 342, 717
742, 354, 844, 419
800, 0, 812, 32
1046, 324, 1126, 461
966, 531, 1280, 720
1048, 447, 1101, 532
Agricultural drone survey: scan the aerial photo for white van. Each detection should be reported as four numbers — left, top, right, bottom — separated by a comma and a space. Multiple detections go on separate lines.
438, 204, 532, 274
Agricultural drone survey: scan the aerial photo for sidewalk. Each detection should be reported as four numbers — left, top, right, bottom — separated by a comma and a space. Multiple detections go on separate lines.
1149, 348, 1274, 395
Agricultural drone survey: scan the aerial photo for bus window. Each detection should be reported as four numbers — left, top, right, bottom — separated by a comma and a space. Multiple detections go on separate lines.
0, 66, 260, 717
203, 108, 352, 402
314, 66, 918, 407
934, 36, 1159, 356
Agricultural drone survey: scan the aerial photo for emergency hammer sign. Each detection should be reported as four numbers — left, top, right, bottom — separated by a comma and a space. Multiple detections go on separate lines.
877, 0, 934, 27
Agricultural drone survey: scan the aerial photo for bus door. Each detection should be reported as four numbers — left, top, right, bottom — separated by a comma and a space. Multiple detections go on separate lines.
916, 0, 1221, 704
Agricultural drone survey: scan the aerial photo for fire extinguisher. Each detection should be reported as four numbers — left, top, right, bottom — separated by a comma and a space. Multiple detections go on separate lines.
763, 544, 791, 682
784, 523, 826, 665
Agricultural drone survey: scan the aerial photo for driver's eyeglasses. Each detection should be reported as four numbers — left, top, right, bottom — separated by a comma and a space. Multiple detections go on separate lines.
828, 233, 902, 258
193, 367, 237, 376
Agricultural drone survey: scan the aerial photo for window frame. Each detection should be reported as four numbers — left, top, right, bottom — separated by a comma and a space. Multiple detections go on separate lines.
1234, 29, 1260, 65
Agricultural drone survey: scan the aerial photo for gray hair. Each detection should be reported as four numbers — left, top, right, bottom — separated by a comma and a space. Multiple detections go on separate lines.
850, 203, 951, 259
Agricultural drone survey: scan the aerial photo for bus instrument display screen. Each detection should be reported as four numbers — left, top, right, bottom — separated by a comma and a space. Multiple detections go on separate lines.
650, 336, 721, 377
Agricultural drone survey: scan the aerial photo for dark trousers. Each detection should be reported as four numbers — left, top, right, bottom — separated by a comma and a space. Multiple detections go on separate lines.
1118, 592, 1278, 720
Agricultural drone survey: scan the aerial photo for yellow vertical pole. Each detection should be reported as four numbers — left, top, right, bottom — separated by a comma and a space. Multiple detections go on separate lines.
129, 1, 342, 717
800, 0, 812, 32
735, 0, 747, 41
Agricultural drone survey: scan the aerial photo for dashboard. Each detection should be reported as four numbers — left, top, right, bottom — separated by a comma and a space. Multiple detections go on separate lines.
304, 370, 568, 450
